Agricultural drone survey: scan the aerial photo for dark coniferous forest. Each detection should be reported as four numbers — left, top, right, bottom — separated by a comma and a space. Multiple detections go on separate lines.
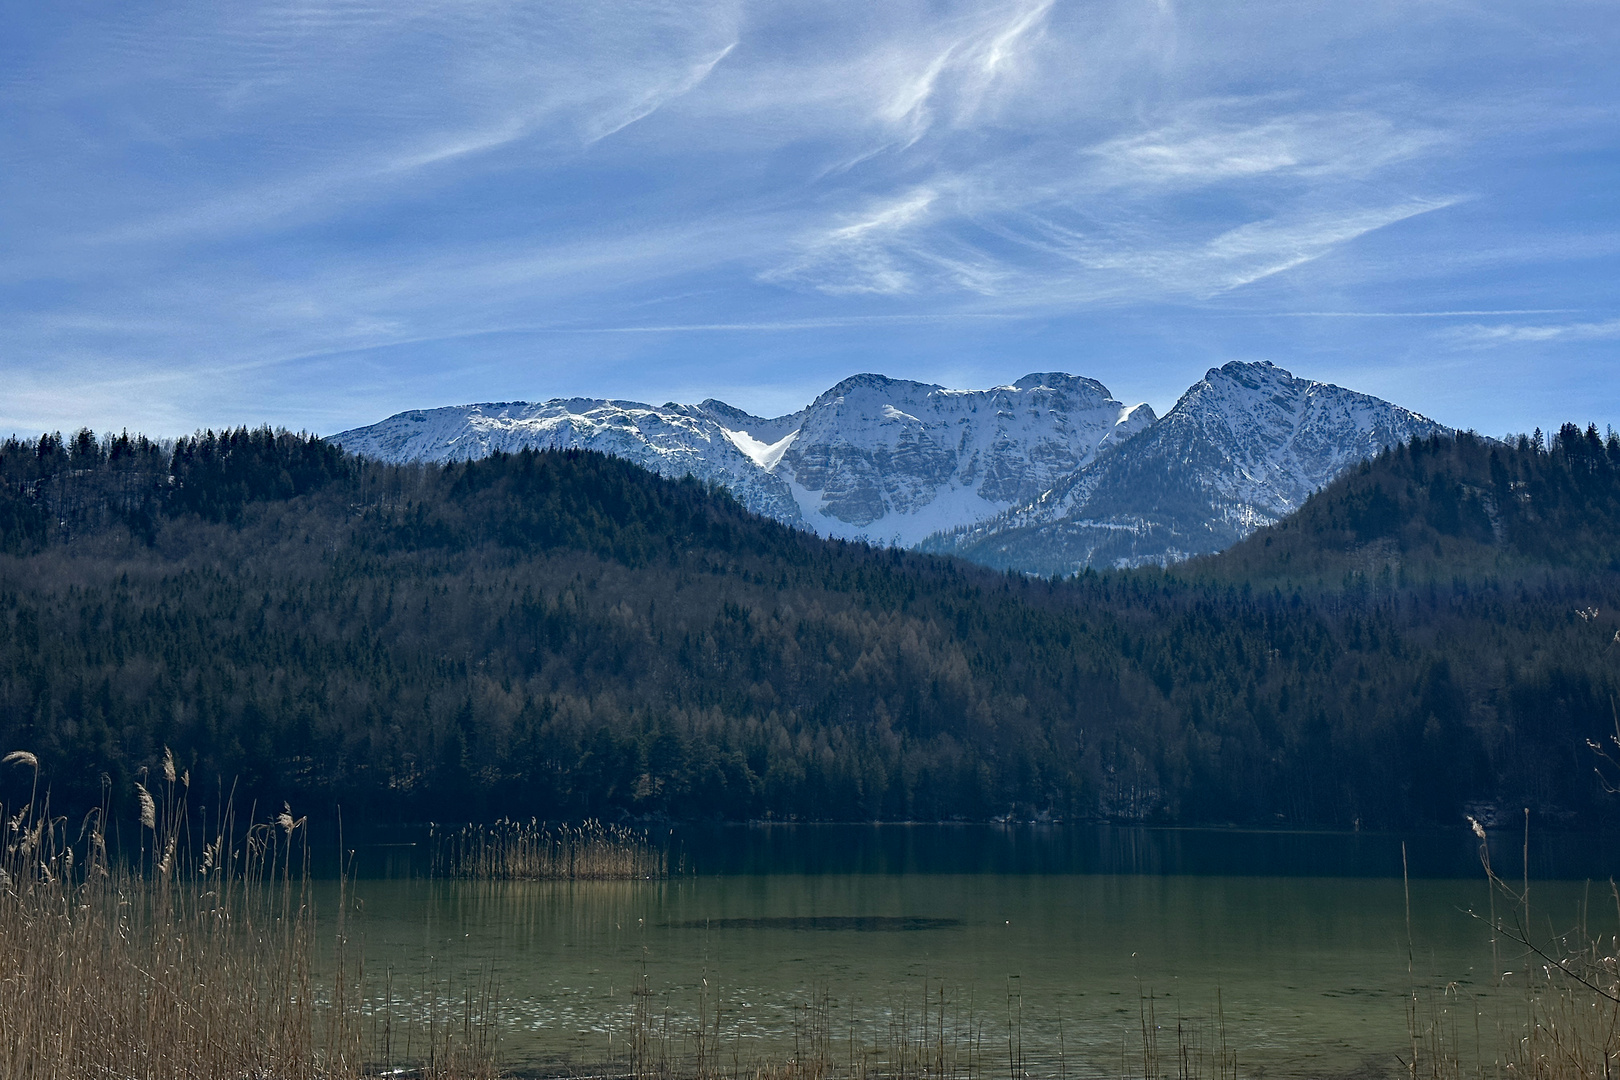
2, 423, 1618, 828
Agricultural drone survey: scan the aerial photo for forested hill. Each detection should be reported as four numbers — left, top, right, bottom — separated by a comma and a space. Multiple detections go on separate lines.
1207, 424, 1620, 582
1, 426, 1617, 829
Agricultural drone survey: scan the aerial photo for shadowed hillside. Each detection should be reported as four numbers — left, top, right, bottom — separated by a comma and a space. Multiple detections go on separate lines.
2, 425, 1617, 828
1207, 424, 1620, 581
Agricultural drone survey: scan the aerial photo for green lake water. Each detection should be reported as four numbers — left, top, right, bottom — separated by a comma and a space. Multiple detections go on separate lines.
338, 826, 1618, 1078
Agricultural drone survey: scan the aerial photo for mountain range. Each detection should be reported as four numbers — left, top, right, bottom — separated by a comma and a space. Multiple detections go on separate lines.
333, 361, 1446, 572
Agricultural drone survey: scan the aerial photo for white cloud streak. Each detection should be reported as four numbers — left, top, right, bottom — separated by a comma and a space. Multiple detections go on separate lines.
3, 0, 1614, 435
1087, 110, 1445, 189
769, 175, 1459, 302
1449, 318, 1620, 344
1246, 309, 1581, 318
584, 42, 738, 143
1190, 200, 1460, 292
879, 0, 1054, 142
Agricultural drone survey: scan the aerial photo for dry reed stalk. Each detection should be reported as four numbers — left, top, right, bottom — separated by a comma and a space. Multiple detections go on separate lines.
431, 818, 667, 881
1402, 820, 1620, 1080
1489, 881, 1620, 1080
0, 751, 499, 1080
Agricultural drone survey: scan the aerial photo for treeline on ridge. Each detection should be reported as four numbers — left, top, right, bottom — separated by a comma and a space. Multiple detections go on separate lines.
1, 423, 1617, 829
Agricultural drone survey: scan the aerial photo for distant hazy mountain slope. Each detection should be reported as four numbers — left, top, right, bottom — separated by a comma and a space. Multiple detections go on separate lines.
922, 361, 1449, 574
331, 373, 1153, 549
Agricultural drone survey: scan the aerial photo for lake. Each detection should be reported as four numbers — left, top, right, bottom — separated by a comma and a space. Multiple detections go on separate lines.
339, 824, 1619, 1078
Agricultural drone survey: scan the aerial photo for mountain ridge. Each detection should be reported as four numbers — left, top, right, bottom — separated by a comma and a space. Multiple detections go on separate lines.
333, 371, 1154, 550
334, 362, 1444, 571
919, 361, 1448, 572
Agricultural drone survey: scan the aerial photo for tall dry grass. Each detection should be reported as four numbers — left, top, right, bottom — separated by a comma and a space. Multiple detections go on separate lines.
1478, 819, 1620, 1080
431, 818, 666, 880
0, 749, 498, 1080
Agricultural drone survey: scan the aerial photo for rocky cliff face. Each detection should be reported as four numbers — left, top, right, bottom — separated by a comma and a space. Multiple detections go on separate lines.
770, 372, 1154, 546
919, 361, 1449, 573
331, 372, 1152, 549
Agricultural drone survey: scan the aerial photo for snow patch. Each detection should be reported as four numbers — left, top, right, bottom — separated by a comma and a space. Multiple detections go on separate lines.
721, 427, 797, 471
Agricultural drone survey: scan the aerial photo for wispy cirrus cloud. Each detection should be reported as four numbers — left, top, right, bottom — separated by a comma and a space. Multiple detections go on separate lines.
748, 50, 1462, 301
1086, 109, 1446, 190
762, 188, 944, 295
1171, 199, 1462, 293
765, 164, 1459, 302
879, 0, 1055, 142
1245, 309, 1580, 319
1448, 318, 1620, 344
2, 0, 744, 256
3, 0, 1617, 437
583, 42, 738, 143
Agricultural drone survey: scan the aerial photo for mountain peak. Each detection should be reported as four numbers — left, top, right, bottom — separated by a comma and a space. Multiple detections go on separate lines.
1201, 359, 1290, 389
334, 370, 1151, 550
810, 372, 935, 408
923, 362, 1447, 574
1011, 372, 1112, 397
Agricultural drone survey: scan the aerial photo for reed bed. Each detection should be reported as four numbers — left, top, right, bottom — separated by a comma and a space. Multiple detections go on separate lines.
1509, 942, 1620, 1080
0, 750, 498, 1080
431, 818, 666, 881
1484, 837, 1620, 1080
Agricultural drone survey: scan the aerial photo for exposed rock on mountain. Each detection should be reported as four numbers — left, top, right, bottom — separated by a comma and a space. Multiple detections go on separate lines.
331, 398, 809, 525
920, 361, 1449, 573
332, 373, 1153, 548
334, 362, 1443, 572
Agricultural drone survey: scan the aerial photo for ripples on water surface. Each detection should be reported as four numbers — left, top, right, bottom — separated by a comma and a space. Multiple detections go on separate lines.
339, 825, 1620, 1077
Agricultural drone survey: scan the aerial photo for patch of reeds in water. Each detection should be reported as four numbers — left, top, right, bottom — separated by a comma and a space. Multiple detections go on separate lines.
431, 818, 667, 881
0, 749, 498, 1079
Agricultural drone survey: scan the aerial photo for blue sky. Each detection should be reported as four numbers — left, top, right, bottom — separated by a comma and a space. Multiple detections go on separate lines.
2, 0, 1616, 439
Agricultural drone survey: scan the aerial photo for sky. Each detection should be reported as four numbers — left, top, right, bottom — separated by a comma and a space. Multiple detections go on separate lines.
2, 0, 1617, 440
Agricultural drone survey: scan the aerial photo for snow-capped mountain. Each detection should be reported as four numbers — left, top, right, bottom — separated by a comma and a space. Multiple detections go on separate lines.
767, 373, 1154, 546
329, 397, 810, 524
920, 361, 1449, 574
334, 362, 1445, 574
331, 372, 1154, 548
